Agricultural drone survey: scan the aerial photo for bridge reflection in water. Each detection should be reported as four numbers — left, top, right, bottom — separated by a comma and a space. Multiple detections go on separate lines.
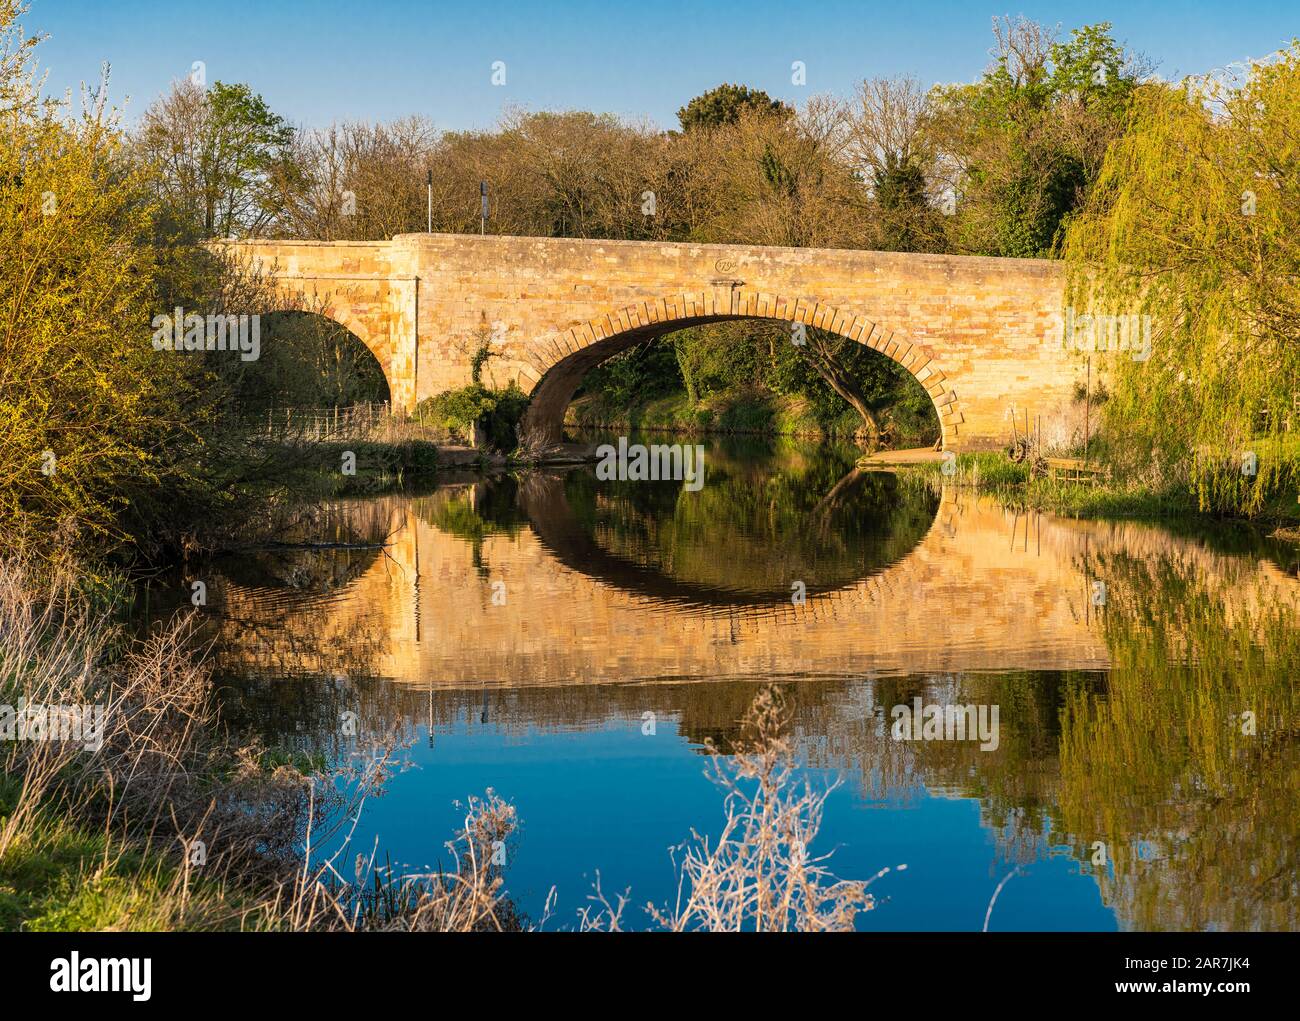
145, 456, 1300, 932
196, 472, 1295, 685
203, 486, 1131, 686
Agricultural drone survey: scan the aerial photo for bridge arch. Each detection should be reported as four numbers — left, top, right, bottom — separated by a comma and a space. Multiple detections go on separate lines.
209, 240, 418, 410
257, 309, 394, 407
517, 290, 961, 448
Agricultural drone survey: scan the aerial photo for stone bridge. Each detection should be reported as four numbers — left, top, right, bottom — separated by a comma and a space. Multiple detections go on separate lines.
215, 234, 1078, 450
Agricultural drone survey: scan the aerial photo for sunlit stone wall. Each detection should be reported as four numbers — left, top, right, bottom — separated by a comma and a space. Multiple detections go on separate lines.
217, 235, 1080, 451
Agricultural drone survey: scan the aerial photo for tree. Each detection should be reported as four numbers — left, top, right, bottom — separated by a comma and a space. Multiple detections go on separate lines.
490, 109, 662, 239
677, 83, 791, 133
799, 329, 886, 441
139, 78, 294, 238
1062, 46, 1300, 515
693, 99, 869, 249
0, 3, 204, 554
273, 117, 439, 241
846, 76, 946, 252
929, 18, 1144, 257
0, 2, 340, 558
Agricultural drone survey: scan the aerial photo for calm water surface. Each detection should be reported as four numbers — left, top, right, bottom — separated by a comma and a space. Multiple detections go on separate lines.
136, 434, 1300, 931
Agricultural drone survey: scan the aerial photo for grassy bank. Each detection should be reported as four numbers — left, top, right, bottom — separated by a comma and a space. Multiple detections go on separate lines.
566, 388, 939, 446
899, 452, 1300, 527
289, 439, 442, 496
0, 559, 313, 930
0, 558, 532, 931
0, 780, 266, 931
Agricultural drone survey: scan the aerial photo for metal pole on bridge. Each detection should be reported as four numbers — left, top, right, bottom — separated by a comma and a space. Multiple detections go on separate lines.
1084, 355, 1091, 461
427, 170, 433, 233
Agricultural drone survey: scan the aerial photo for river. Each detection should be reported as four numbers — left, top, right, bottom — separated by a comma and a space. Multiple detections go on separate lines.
133, 433, 1300, 931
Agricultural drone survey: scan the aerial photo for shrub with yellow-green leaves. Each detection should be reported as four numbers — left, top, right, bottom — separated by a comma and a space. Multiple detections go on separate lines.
0, 3, 274, 559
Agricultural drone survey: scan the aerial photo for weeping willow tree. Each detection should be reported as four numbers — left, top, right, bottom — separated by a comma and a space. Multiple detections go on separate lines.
1061, 45, 1300, 516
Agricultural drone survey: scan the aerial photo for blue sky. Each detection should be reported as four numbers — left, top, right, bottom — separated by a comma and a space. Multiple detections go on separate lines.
28, 0, 1300, 130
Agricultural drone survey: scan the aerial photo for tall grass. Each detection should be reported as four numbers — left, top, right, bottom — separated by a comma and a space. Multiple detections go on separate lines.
0, 557, 320, 928
580, 687, 896, 932
0, 557, 540, 931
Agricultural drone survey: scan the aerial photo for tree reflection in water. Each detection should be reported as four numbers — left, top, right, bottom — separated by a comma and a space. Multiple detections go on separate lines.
132, 435, 1300, 931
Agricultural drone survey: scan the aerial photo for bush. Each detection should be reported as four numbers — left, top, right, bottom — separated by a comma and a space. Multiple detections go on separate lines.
416, 383, 529, 452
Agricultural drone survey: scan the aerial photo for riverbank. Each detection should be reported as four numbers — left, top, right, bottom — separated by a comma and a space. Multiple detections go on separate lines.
266, 438, 513, 499
0, 561, 288, 931
286, 433, 1300, 540
0, 558, 528, 932
308, 439, 441, 494
898, 452, 1300, 532
0, 783, 264, 931
282, 438, 594, 496
566, 389, 939, 446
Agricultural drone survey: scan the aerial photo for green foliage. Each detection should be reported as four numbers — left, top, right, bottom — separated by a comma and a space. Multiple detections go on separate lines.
1047, 23, 1138, 115
936, 452, 1031, 489
573, 320, 940, 445
140, 78, 295, 238
304, 440, 439, 494
417, 383, 529, 451
759, 143, 800, 197
580, 340, 682, 407
673, 322, 764, 401
0, 5, 392, 560
873, 156, 931, 251
418, 387, 495, 439
1062, 45, 1300, 516
766, 328, 928, 427
0, 16, 214, 556
212, 312, 391, 413
900, 452, 1212, 521
0, 784, 212, 931
678, 83, 791, 132
932, 21, 1142, 258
